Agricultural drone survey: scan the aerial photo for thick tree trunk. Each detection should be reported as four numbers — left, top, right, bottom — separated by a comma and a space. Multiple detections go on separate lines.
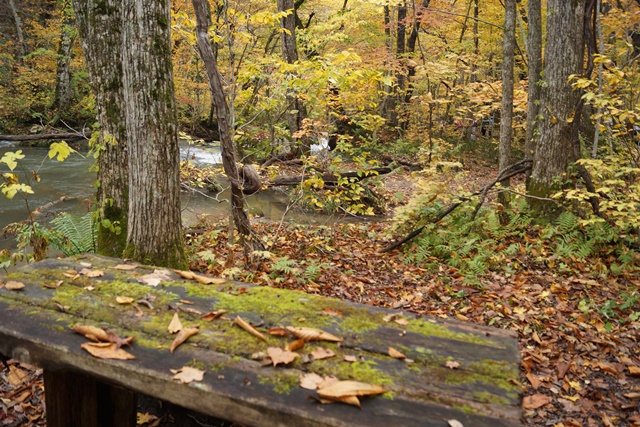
528, 0, 586, 212
121, 0, 185, 268
53, 0, 75, 114
525, 0, 542, 183
191, 0, 252, 242
72, 0, 129, 256
278, 0, 308, 154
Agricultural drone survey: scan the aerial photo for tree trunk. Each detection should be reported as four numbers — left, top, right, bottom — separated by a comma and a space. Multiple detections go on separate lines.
191, 0, 253, 242
528, 0, 586, 212
278, 0, 308, 154
7, 0, 26, 61
121, 0, 185, 268
471, 0, 479, 82
525, 0, 542, 183
72, 0, 129, 257
53, 0, 75, 115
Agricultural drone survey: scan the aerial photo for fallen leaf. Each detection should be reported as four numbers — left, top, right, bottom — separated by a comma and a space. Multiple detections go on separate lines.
201, 310, 229, 321
63, 271, 79, 279
171, 366, 205, 384
84, 285, 95, 291
394, 317, 409, 326
113, 264, 138, 271
286, 339, 305, 352
116, 296, 134, 305
173, 269, 226, 285
523, 393, 552, 409
322, 308, 343, 317
629, 366, 640, 376
7, 366, 28, 386
235, 316, 266, 342
267, 347, 299, 366
168, 313, 183, 334
79, 268, 104, 278
71, 324, 110, 342
388, 347, 406, 360
317, 380, 388, 401
343, 355, 357, 363
526, 372, 541, 389
137, 412, 158, 425
106, 332, 135, 348
300, 373, 324, 390
81, 342, 136, 360
448, 420, 464, 427
170, 327, 199, 353
445, 360, 460, 369
382, 313, 400, 322
311, 348, 335, 360
267, 327, 288, 336
178, 299, 193, 305
137, 269, 172, 287
286, 326, 343, 342
5, 281, 25, 291
43, 280, 63, 289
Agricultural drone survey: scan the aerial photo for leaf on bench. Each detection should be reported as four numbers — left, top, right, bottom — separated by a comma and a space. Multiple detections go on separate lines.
79, 268, 104, 278
310, 347, 335, 361
4, 281, 25, 291
235, 316, 267, 342
388, 347, 406, 360
170, 327, 199, 353
81, 342, 136, 360
317, 380, 388, 408
137, 270, 172, 287
286, 326, 343, 343
266, 347, 299, 367
171, 366, 205, 384
173, 269, 226, 285
168, 313, 183, 334
200, 309, 228, 321
71, 324, 110, 342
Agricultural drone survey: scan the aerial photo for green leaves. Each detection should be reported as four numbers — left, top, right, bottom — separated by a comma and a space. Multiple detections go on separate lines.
48, 141, 76, 162
1, 182, 34, 199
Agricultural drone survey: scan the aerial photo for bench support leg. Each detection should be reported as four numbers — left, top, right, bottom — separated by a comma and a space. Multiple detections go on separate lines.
44, 369, 137, 427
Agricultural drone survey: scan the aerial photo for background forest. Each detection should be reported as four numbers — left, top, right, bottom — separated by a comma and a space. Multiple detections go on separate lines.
1, 0, 640, 426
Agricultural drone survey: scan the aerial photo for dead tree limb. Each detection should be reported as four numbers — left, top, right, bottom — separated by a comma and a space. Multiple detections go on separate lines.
269, 167, 392, 187
0, 133, 88, 142
380, 160, 533, 253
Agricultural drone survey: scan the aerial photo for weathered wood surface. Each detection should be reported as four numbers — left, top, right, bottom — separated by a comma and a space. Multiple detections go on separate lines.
0, 255, 522, 427
0, 132, 87, 142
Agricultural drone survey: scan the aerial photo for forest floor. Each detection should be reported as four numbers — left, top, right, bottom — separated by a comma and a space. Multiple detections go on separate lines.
1, 158, 639, 426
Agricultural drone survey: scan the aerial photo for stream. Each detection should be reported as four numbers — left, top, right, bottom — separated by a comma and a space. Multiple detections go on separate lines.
0, 140, 369, 252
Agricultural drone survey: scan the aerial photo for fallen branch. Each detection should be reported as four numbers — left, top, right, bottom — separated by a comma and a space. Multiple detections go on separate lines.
269, 167, 392, 187
380, 160, 533, 253
0, 132, 88, 142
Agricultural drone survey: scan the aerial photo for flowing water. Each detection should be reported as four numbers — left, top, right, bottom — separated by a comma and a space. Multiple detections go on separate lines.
0, 140, 368, 252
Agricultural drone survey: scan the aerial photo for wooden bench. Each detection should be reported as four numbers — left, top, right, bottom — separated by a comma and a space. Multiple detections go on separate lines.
0, 254, 522, 427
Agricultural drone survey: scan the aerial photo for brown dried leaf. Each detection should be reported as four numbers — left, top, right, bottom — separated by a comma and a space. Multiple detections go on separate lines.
322, 308, 343, 317
300, 373, 324, 390
445, 360, 460, 369
311, 348, 335, 361
394, 317, 409, 326
324, 395, 362, 408
71, 324, 110, 342
235, 316, 266, 342
43, 280, 63, 289
317, 380, 388, 400
81, 342, 136, 360
526, 373, 541, 389
112, 264, 138, 271
106, 332, 135, 348
286, 339, 305, 352
5, 281, 25, 291
7, 366, 29, 386
522, 393, 552, 410
201, 310, 228, 321
170, 327, 199, 353
448, 420, 464, 427
79, 268, 104, 278
267, 347, 299, 367
267, 327, 288, 336
285, 326, 343, 342
388, 347, 406, 360
343, 355, 357, 363
171, 366, 205, 384
629, 366, 640, 376
173, 269, 226, 285
168, 313, 183, 334
137, 269, 172, 287
116, 296, 134, 305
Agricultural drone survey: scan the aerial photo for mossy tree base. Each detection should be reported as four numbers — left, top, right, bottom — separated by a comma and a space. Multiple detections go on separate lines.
0, 255, 522, 427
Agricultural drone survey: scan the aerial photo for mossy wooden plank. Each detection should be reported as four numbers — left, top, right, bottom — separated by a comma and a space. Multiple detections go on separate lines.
0, 255, 522, 427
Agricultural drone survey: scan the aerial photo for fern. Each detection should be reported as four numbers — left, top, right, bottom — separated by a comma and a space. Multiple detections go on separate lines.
49, 212, 96, 256
271, 256, 298, 275
303, 261, 328, 281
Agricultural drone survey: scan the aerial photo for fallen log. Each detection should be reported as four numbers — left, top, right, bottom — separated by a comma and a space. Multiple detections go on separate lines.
0, 133, 88, 142
269, 167, 392, 187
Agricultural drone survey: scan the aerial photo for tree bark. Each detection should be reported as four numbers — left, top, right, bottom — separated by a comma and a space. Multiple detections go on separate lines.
525, 0, 542, 184
121, 0, 185, 267
53, 0, 76, 115
528, 0, 586, 212
191, 0, 253, 242
72, 0, 129, 256
499, 0, 516, 187
278, 0, 308, 154
7, 0, 26, 61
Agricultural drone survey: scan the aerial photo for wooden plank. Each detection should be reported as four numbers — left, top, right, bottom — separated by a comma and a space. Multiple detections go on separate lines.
0, 255, 522, 427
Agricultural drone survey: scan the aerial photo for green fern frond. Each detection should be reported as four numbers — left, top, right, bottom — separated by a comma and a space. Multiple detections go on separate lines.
50, 212, 96, 255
